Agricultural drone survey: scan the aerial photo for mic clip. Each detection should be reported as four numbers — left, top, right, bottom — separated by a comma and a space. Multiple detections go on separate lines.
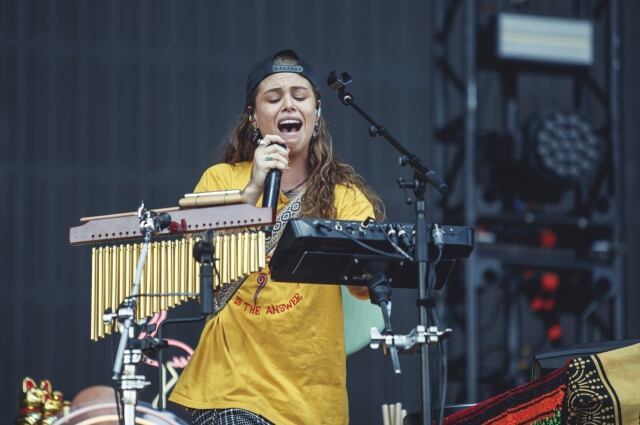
327, 71, 353, 105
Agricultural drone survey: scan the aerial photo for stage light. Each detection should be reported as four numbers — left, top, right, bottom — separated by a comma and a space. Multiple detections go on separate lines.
496, 13, 594, 66
526, 111, 604, 185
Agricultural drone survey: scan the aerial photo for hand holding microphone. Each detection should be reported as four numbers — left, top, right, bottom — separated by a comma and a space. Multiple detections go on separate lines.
243, 135, 289, 206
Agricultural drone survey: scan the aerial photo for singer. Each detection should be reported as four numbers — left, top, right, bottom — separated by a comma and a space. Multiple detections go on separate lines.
169, 49, 384, 425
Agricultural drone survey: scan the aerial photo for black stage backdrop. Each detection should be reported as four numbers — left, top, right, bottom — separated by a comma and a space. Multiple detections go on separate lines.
1, 1, 639, 424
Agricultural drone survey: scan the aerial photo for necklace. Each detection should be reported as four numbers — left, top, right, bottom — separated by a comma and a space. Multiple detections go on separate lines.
283, 176, 310, 197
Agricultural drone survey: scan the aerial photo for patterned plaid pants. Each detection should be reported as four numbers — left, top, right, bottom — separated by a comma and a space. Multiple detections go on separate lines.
190, 408, 274, 425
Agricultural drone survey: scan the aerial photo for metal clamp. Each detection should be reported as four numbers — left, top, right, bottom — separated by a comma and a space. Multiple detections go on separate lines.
370, 325, 452, 371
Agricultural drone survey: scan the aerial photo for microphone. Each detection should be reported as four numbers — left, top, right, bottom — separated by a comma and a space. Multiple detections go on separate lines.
261, 142, 286, 213
262, 153, 284, 235
155, 212, 172, 231
262, 168, 282, 210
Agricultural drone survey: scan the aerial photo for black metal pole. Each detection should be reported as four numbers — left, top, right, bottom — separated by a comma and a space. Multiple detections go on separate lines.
415, 194, 432, 425
463, 0, 479, 403
608, 0, 625, 340
327, 70, 450, 424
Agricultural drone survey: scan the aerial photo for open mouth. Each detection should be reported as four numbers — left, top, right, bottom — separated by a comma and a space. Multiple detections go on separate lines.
278, 119, 302, 134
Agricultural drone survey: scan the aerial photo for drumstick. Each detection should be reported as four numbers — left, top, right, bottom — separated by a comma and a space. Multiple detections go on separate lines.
382, 404, 391, 425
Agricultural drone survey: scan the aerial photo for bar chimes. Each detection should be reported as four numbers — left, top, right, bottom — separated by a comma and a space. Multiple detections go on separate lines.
89, 231, 266, 340
70, 200, 275, 341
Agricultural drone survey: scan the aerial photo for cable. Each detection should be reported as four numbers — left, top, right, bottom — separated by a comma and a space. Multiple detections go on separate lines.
427, 251, 446, 425
382, 223, 414, 261
426, 250, 442, 301
440, 340, 448, 425
113, 382, 124, 425
428, 293, 447, 425
431, 301, 447, 425
111, 335, 124, 425
432, 248, 443, 267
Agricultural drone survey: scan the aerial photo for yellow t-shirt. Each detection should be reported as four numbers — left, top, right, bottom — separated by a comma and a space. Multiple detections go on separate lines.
169, 161, 374, 425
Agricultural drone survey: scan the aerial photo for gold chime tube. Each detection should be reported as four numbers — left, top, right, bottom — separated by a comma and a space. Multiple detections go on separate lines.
91, 247, 97, 341
125, 245, 132, 300
236, 233, 243, 280
169, 241, 183, 304
187, 237, 195, 296
168, 240, 177, 306
243, 232, 250, 277
104, 246, 111, 338
159, 241, 169, 314
96, 247, 104, 339
250, 232, 257, 273
222, 235, 230, 284
195, 243, 200, 295
152, 242, 159, 317
164, 241, 170, 308
127, 245, 134, 322
103, 247, 112, 319
180, 239, 187, 300
137, 243, 144, 321
170, 241, 177, 302
150, 242, 157, 313
191, 237, 197, 298
132, 244, 139, 305
229, 234, 237, 283
118, 245, 125, 317
129, 244, 139, 319
258, 231, 266, 269
107, 246, 113, 317
141, 243, 149, 319
214, 234, 222, 290
132, 244, 140, 320
151, 242, 157, 317
110, 246, 118, 316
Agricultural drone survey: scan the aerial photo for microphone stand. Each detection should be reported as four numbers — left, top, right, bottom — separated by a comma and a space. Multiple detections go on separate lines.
328, 71, 449, 425
109, 202, 169, 425
107, 205, 218, 416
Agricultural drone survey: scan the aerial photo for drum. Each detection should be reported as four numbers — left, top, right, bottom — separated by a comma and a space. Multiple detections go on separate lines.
53, 386, 187, 425
52, 402, 188, 425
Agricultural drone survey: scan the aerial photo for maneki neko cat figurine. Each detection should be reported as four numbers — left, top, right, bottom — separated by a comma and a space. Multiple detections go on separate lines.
42, 386, 66, 424
15, 377, 44, 425
16, 378, 67, 425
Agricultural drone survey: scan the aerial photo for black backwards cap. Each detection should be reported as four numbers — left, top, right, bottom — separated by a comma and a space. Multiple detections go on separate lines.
245, 49, 318, 103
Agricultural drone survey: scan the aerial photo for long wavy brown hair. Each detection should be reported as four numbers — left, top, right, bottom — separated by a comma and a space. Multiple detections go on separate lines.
222, 58, 384, 220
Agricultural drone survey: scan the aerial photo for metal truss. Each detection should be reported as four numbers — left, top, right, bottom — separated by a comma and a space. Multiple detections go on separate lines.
430, 0, 624, 403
